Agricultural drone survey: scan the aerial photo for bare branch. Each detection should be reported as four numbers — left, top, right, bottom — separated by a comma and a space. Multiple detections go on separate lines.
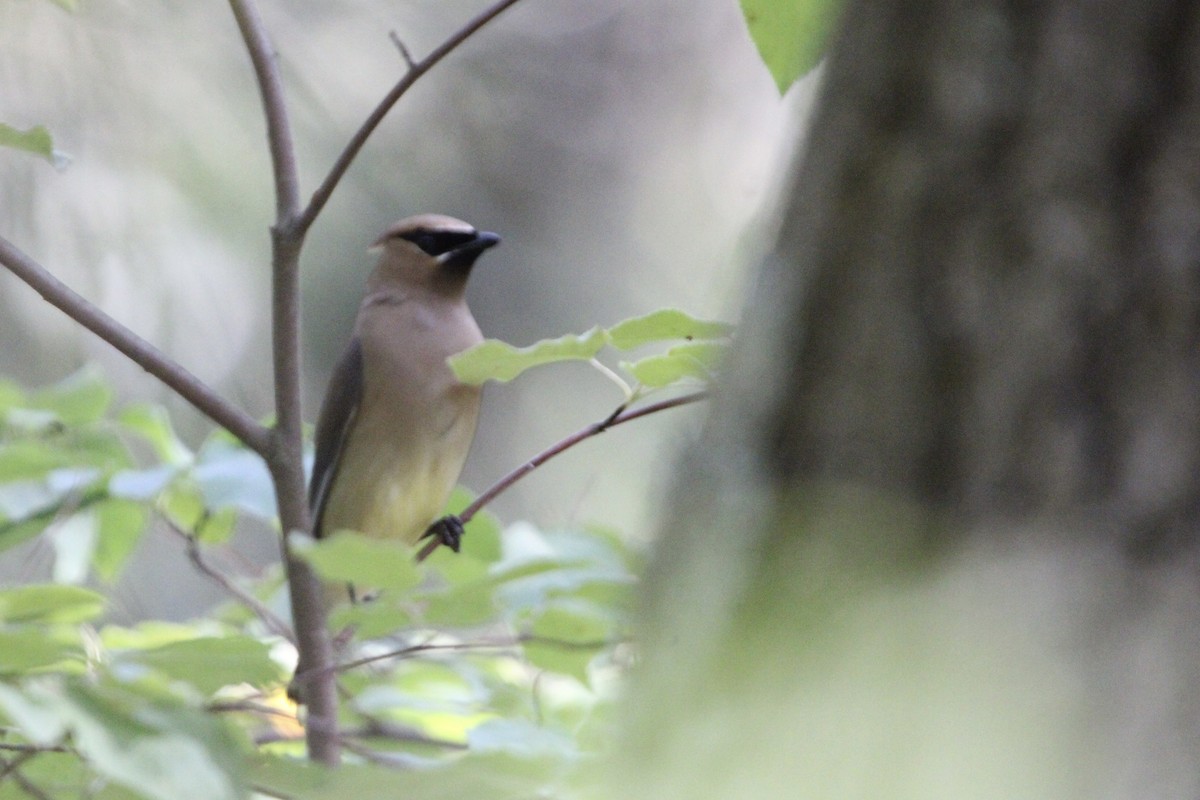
162, 516, 295, 644
388, 31, 418, 70
298, 0, 525, 231
337, 632, 628, 675
417, 390, 709, 561
0, 235, 270, 454
227, 0, 301, 225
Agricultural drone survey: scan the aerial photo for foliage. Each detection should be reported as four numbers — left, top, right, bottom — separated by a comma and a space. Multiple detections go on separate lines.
0, 362, 652, 799
451, 308, 732, 395
739, 0, 843, 92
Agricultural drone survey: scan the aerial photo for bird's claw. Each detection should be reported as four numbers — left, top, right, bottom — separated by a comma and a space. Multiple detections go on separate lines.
421, 515, 465, 552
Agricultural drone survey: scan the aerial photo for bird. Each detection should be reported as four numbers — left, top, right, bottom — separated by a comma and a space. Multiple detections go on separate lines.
308, 214, 499, 598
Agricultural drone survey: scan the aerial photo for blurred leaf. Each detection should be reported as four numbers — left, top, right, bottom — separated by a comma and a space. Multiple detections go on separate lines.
159, 480, 205, 532
740, 0, 842, 93
28, 367, 112, 426
92, 499, 147, 581
250, 754, 559, 800
49, 509, 99, 584
109, 465, 177, 501
468, 718, 576, 759
119, 405, 193, 467
421, 580, 497, 628
607, 309, 733, 350
197, 506, 237, 544
447, 487, 503, 564
101, 622, 217, 651
0, 629, 82, 673
450, 327, 608, 385
295, 532, 422, 594
129, 636, 278, 695
331, 600, 414, 640
622, 340, 728, 388
0, 122, 54, 161
0, 379, 26, 415
524, 606, 613, 683
25, 678, 248, 800
0, 515, 54, 553
192, 441, 276, 521
0, 585, 105, 624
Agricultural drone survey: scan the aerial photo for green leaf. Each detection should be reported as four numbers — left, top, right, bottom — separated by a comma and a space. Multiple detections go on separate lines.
295, 532, 422, 594
740, 0, 842, 93
49, 509, 99, 584
118, 405, 193, 467
607, 309, 733, 350
421, 580, 498, 628
192, 441, 276, 521
622, 340, 729, 388
450, 327, 608, 385
54, 678, 247, 800
159, 481, 205, 532
129, 636, 279, 695
0, 123, 54, 161
330, 600, 413, 640
93, 499, 149, 581
0, 585, 105, 624
524, 606, 613, 683
0, 629, 82, 673
28, 367, 113, 426
447, 487, 503, 564
468, 718, 576, 759
109, 465, 177, 501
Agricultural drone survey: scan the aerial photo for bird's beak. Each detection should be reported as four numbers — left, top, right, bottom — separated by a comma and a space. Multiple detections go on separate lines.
449, 231, 501, 259
437, 231, 501, 269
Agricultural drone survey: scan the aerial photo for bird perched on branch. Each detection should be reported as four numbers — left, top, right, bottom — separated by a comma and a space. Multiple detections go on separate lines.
308, 214, 498, 597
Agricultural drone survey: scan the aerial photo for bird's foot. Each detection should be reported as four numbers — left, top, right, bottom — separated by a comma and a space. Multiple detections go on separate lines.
421, 515, 465, 552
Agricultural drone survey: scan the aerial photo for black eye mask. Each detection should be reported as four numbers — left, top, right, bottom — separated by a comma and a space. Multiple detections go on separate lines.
399, 229, 479, 257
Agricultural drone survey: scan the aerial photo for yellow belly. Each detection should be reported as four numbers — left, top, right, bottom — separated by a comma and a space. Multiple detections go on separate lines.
320, 388, 478, 545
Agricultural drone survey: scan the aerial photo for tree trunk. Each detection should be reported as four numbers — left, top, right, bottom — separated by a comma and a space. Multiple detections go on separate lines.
618, 2, 1200, 797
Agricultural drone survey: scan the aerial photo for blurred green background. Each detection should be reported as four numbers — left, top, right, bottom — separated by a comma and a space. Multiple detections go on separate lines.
0, 0, 815, 619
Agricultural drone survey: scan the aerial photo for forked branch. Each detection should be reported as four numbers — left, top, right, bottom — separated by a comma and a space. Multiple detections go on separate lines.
298, 0, 524, 231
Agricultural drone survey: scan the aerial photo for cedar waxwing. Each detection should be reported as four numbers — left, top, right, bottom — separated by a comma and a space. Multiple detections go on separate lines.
309, 214, 498, 592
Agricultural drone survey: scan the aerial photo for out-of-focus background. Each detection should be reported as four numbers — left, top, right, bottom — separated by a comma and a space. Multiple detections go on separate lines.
0, 0, 813, 618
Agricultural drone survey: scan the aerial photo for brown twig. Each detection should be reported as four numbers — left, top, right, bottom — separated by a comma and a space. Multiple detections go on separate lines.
297, 0, 525, 232
162, 516, 295, 643
417, 390, 709, 561
336, 633, 628, 676
0, 236, 270, 455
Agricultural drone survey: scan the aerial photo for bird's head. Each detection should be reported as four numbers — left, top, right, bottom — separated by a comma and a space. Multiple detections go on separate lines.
371, 214, 500, 290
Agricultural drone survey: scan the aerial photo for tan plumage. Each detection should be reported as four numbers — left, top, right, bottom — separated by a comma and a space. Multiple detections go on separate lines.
309, 215, 498, 579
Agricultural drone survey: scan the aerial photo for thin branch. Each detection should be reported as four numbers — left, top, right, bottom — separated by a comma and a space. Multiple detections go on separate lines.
227, 0, 301, 225
0, 235, 270, 455
0, 751, 52, 800
0, 744, 68, 754
337, 633, 627, 675
298, 0, 525, 231
388, 31, 417, 70
162, 516, 295, 643
417, 390, 709, 561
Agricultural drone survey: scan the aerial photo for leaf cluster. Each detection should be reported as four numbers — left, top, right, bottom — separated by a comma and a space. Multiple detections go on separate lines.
0, 371, 640, 799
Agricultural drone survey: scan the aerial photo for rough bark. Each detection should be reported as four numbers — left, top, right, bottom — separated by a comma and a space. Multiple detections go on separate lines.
618, 2, 1200, 797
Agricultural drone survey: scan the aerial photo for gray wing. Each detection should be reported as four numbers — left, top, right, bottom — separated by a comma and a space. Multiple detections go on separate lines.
309, 337, 364, 538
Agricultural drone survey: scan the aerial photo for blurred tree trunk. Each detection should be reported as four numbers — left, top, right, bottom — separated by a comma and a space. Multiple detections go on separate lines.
617, 1, 1200, 797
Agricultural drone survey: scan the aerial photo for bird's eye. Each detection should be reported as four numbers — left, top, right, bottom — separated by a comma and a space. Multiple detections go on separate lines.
399, 229, 477, 257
